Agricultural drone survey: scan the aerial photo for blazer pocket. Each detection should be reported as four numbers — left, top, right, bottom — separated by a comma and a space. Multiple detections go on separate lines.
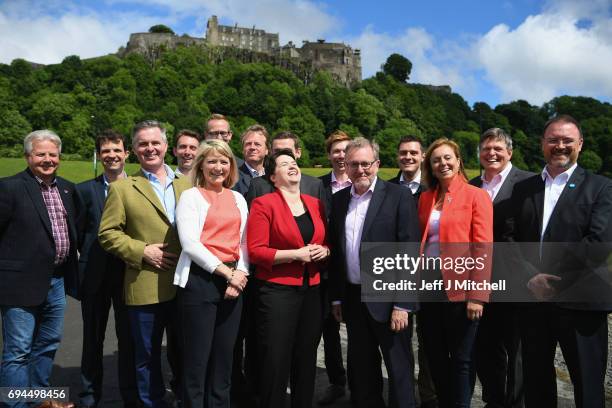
0, 259, 24, 271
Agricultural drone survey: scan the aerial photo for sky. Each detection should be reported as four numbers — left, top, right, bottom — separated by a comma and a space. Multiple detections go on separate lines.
1, 0, 611, 107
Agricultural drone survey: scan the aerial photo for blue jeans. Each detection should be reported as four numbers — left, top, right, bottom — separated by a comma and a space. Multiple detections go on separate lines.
128, 301, 173, 408
0, 277, 66, 408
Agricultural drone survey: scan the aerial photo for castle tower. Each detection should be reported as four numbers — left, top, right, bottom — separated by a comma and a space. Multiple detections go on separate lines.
206, 15, 219, 45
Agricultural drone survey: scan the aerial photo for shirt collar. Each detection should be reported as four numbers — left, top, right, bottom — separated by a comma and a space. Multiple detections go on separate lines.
244, 161, 263, 177
482, 162, 513, 184
350, 176, 377, 198
142, 164, 175, 182
399, 170, 421, 185
34, 175, 57, 187
331, 171, 351, 184
541, 162, 577, 183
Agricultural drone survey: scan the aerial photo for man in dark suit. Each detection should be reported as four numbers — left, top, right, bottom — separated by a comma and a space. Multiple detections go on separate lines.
318, 131, 351, 405
233, 124, 269, 195
77, 130, 138, 408
388, 135, 426, 201
245, 131, 324, 206
0, 130, 80, 408
469, 128, 533, 408
387, 135, 436, 408
329, 137, 420, 408
505, 115, 612, 407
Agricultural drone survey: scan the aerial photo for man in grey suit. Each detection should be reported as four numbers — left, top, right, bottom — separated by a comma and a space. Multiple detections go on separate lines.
469, 128, 533, 408
77, 130, 138, 408
245, 131, 324, 206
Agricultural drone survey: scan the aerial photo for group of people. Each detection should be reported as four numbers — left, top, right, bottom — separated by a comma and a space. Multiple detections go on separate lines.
0, 112, 609, 408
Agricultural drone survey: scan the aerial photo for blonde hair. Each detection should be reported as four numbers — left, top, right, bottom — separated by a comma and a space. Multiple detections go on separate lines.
191, 140, 239, 189
422, 138, 467, 189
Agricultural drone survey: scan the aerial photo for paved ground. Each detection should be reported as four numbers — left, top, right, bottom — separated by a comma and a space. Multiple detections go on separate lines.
1, 297, 610, 407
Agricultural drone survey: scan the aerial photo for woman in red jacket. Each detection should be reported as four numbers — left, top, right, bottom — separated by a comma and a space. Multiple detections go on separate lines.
417, 138, 493, 408
247, 149, 329, 408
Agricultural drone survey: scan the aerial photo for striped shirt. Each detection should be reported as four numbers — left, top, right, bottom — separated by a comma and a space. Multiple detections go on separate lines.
36, 177, 70, 265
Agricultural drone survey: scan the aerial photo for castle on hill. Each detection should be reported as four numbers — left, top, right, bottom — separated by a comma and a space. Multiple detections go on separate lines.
118, 16, 362, 87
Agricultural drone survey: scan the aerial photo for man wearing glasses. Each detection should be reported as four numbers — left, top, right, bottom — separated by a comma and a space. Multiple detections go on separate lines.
204, 113, 243, 167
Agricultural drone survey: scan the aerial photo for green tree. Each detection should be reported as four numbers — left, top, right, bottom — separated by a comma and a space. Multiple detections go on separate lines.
451, 131, 480, 168
382, 53, 412, 82
578, 150, 603, 172
374, 117, 421, 166
0, 108, 32, 148
149, 25, 175, 34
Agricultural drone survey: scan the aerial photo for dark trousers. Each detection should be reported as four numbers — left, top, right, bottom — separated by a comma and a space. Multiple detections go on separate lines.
415, 313, 437, 405
320, 278, 346, 387
79, 272, 138, 407
165, 300, 182, 398
419, 302, 479, 408
343, 284, 416, 408
519, 305, 608, 408
179, 265, 242, 408
475, 303, 523, 408
231, 279, 258, 398
256, 280, 321, 408
128, 301, 173, 408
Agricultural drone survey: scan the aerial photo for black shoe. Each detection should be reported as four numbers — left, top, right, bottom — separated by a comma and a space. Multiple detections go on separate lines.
317, 384, 345, 405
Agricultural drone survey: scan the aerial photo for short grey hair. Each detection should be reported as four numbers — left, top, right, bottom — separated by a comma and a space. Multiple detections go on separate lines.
132, 120, 167, 147
24, 130, 62, 155
480, 128, 513, 151
345, 137, 380, 161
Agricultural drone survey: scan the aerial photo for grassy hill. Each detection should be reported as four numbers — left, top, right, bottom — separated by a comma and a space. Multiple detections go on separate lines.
0, 158, 479, 183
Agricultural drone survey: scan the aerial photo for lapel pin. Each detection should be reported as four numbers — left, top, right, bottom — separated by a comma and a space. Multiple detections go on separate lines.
64, 189, 69, 194
568, 183, 576, 189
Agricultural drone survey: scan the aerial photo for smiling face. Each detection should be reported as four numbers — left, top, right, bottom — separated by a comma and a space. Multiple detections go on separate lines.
542, 121, 583, 178
173, 135, 199, 173
479, 138, 512, 177
397, 141, 424, 180
269, 154, 301, 189
99, 139, 129, 176
347, 146, 380, 195
200, 150, 231, 189
328, 140, 349, 174
26, 139, 60, 183
134, 127, 167, 173
430, 144, 460, 184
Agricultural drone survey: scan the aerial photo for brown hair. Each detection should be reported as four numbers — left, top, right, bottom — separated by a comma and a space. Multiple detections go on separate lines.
325, 130, 351, 153
542, 114, 583, 139
422, 138, 467, 189
95, 129, 127, 154
175, 129, 201, 145
240, 124, 270, 145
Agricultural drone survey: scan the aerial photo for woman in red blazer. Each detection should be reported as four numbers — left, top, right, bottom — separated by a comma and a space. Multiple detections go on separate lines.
247, 149, 329, 408
417, 138, 493, 408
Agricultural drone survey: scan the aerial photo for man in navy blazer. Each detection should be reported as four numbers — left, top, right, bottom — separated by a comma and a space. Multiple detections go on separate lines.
388, 135, 427, 201
469, 128, 533, 408
0, 130, 80, 408
329, 138, 420, 408
76, 130, 138, 408
505, 115, 612, 407
233, 124, 269, 196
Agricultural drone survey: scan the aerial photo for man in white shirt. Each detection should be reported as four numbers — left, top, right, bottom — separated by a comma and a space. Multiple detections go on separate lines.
173, 129, 201, 176
233, 125, 269, 195
469, 128, 533, 408
328, 137, 420, 408
506, 115, 612, 407
389, 135, 425, 199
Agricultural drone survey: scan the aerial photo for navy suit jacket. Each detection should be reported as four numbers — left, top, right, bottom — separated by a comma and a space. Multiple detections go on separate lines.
76, 175, 125, 297
0, 169, 81, 305
328, 179, 420, 322
233, 163, 255, 196
388, 171, 426, 202
505, 166, 612, 311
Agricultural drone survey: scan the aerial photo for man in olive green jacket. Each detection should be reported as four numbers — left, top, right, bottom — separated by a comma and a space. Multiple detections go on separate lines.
99, 120, 191, 408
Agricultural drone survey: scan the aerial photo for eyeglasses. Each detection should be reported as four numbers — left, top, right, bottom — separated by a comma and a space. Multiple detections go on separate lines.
347, 160, 378, 170
207, 130, 231, 138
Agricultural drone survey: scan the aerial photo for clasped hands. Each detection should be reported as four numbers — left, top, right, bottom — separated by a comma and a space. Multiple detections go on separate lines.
294, 244, 330, 263
224, 268, 248, 300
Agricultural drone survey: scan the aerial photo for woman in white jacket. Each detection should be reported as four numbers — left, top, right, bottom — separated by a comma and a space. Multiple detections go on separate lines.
174, 140, 249, 408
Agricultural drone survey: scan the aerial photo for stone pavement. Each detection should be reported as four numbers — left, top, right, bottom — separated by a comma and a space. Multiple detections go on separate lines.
1, 297, 610, 407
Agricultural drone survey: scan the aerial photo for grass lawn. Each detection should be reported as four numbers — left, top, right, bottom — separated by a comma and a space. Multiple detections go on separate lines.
0, 158, 479, 184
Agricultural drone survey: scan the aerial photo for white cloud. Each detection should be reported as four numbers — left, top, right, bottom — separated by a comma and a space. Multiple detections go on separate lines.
346, 25, 479, 99
109, 0, 340, 45
0, 2, 160, 64
476, 0, 612, 104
